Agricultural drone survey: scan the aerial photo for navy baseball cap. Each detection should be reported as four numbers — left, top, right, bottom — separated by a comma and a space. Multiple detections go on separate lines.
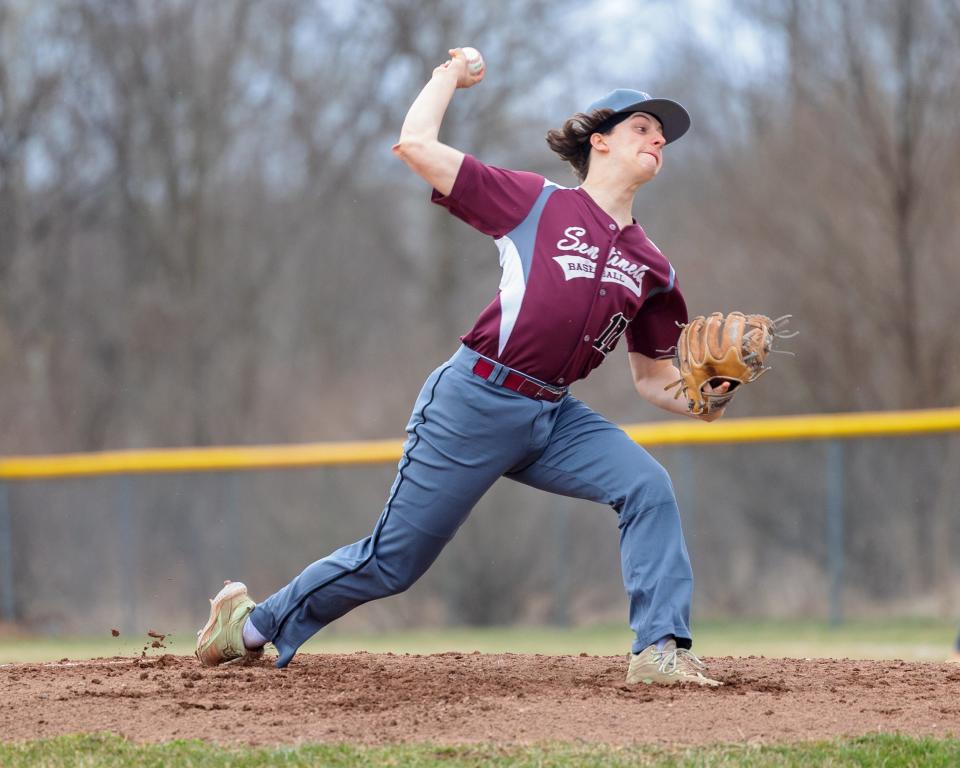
586, 89, 691, 144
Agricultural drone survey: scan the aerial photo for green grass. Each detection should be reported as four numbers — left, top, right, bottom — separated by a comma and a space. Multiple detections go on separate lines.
1, 618, 957, 665
2, 733, 959, 767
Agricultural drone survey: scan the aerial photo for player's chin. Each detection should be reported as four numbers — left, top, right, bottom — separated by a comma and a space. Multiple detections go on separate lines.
635, 157, 660, 181
637, 169, 659, 185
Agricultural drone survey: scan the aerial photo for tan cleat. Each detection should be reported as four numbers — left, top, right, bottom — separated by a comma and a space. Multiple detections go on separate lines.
626, 638, 721, 687
947, 652, 960, 664
195, 581, 260, 667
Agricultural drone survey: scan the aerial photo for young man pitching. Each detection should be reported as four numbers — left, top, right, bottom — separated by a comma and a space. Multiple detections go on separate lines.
196, 47, 731, 687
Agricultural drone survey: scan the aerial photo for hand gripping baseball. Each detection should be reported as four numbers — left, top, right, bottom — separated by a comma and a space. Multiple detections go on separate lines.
664, 312, 797, 416
436, 46, 485, 88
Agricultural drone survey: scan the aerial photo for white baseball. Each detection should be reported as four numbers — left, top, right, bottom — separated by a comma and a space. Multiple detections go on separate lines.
461, 47, 484, 74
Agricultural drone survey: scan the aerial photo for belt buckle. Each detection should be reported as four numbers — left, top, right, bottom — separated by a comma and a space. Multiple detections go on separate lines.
511, 371, 562, 401
530, 380, 559, 401
516, 378, 541, 400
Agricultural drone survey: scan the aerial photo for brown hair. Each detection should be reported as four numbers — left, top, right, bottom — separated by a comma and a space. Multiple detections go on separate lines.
545, 109, 619, 182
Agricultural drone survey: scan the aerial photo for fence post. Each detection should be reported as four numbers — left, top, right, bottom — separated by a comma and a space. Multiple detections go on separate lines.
118, 475, 138, 633
552, 497, 572, 626
222, 472, 243, 576
673, 446, 697, 552
826, 440, 845, 627
0, 482, 14, 622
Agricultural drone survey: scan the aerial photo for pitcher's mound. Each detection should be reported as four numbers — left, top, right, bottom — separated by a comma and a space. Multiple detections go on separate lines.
3, 652, 959, 745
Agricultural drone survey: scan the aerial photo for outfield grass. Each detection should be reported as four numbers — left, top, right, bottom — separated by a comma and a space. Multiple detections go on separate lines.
1, 618, 956, 665
1, 733, 959, 767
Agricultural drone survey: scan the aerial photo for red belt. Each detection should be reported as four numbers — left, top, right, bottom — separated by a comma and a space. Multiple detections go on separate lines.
472, 358, 567, 402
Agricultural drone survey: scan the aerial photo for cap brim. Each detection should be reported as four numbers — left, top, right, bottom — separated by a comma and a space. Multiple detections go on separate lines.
619, 98, 691, 144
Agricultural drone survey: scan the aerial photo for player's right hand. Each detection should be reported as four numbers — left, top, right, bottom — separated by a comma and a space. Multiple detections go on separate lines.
434, 48, 485, 89
695, 380, 732, 422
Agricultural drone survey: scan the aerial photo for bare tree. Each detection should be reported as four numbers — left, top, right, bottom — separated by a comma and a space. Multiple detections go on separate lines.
690, 0, 960, 601
3, 0, 957, 632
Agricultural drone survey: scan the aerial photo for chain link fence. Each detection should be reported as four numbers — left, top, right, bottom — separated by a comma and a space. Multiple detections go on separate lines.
2, 421, 957, 637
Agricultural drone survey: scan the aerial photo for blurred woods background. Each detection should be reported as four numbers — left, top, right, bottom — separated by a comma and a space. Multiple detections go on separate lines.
1, 0, 959, 634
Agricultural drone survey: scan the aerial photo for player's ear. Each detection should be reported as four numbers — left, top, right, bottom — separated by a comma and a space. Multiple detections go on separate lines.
589, 132, 610, 154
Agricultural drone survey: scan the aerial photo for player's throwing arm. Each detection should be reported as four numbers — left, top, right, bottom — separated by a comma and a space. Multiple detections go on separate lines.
392, 46, 485, 196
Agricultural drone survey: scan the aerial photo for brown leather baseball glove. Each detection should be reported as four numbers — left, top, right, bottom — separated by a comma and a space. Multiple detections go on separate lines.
664, 312, 795, 415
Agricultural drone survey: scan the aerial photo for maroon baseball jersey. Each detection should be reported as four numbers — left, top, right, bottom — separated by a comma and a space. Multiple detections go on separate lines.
432, 154, 687, 386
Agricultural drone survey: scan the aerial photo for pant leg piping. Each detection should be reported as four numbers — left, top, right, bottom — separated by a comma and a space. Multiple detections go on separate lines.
270, 364, 453, 642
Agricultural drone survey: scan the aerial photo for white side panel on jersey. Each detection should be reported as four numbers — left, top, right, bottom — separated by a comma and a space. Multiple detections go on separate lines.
495, 235, 526, 356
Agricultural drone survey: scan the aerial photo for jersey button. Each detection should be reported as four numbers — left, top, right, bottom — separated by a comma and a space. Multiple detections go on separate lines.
599, 288, 607, 296
608, 223, 616, 230
558, 377, 565, 384
584, 335, 591, 342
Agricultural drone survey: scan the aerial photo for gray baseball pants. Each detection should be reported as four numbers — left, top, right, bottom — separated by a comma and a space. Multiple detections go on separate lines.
249, 345, 694, 667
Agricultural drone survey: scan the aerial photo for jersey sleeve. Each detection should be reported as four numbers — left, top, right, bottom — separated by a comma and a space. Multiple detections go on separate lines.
626, 278, 688, 359
431, 154, 545, 238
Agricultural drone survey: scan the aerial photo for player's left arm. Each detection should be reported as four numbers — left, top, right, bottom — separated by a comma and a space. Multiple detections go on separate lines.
628, 352, 728, 423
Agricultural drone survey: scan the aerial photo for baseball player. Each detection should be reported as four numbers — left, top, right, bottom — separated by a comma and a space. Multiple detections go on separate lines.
196, 48, 730, 686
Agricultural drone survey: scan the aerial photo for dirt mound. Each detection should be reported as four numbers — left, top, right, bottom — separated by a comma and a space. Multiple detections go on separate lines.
2, 652, 959, 745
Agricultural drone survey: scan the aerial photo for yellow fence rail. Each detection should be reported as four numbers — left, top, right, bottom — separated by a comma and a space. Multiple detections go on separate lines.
1, 407, 959, 480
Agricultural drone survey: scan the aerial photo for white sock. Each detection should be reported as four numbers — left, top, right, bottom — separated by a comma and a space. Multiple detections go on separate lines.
655, 635, 674, 651
242, 616, 268, 650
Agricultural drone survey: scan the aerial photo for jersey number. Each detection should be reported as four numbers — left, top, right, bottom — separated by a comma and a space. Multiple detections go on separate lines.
593, 312, 629, 356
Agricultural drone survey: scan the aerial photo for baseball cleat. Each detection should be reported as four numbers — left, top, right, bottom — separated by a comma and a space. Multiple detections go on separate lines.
195, 580, 261, 667
626, 639, 721, 687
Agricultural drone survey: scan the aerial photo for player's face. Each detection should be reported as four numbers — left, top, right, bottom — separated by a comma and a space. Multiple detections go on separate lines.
608, 112, 665, 180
